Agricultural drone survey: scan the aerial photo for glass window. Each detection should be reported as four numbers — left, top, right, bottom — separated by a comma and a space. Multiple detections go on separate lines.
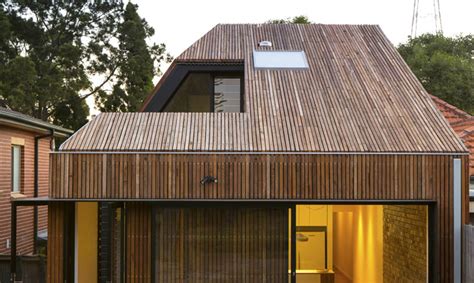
164, 73, 242, 113
253, 50, 309, 69
11, 145, 21, 192
470, 176, 474, 197
214, 77, 241, 112
163, 73, 212, 112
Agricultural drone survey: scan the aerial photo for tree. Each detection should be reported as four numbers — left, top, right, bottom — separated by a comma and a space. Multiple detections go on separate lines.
0, 1, 170, 130
95, 2, 170, 112
398, 34, 474, 113
267, 15, 311, 24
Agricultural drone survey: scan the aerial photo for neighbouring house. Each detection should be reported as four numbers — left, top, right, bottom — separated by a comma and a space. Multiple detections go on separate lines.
432, 95, 474, 223
10, 24, 470, 283
0, 107, 71, 279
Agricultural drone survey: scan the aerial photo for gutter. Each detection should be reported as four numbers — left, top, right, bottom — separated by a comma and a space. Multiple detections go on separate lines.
0, 114, 72, 138
33, 129, 55, 254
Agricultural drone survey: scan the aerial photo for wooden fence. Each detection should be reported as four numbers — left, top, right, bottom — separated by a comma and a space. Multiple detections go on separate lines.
464, 224, 474, 282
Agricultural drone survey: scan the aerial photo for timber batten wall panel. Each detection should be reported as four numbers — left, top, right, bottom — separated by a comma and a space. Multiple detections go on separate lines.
153, 207, 288, 282
126, 203, 152, 283
50, 153, 463, 201
47, 204, 64, 283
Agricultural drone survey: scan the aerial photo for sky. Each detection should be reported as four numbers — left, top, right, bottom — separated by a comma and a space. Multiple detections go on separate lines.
135, 0, 474, 59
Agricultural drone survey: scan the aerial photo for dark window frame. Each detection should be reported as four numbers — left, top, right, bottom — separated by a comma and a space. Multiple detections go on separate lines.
162, 71, 244, 113
143, 64, 244, 112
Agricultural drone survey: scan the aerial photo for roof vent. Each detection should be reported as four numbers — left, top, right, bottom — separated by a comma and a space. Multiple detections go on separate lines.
258, 40, 272, 47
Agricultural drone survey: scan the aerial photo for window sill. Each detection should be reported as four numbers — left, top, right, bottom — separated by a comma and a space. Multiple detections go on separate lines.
10, 192, 27, 199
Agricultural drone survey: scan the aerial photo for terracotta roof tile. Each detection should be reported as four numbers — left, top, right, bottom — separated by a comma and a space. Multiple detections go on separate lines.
432, 96, 474, 175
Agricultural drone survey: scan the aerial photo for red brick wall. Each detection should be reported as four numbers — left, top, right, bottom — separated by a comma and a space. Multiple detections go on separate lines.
0, 125, 51, 255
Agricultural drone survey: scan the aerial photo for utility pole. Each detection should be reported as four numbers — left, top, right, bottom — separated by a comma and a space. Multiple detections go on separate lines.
411, 0, 443, 38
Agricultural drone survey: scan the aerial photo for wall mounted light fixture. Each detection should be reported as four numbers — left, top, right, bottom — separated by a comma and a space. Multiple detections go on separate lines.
200, 176, 218, 185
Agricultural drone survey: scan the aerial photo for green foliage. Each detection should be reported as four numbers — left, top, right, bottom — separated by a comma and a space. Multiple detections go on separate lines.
0, 1, 170, 130
95, 3, 171, 112
266, 15, 311, 24
398, 34, 474, 114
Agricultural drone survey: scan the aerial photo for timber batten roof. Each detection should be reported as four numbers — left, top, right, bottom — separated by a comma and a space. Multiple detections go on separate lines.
60, 24, 466, 153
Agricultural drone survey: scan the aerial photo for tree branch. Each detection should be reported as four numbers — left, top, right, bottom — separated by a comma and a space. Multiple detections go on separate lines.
79, 65, 118, 101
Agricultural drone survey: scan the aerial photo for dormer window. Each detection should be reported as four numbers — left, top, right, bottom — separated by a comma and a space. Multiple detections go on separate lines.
163, 72, 243, 113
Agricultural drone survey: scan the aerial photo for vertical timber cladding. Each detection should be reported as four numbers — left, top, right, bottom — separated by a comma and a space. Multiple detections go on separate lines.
47, 204, 64, 283
153, 206, 288, 283
126, 203, 152, 283
50, 153, 468, 202
47, 203, 74, 283
124, 204, 288, 283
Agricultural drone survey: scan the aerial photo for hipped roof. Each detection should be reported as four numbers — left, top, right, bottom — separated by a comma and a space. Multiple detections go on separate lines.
60, 24, 466, 153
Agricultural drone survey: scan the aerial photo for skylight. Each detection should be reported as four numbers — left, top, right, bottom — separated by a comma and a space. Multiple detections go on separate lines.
253, 50, 309, 69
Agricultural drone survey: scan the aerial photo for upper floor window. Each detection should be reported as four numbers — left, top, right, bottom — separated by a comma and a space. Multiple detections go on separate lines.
163, 73, 242, 113
11, 145, 22, 192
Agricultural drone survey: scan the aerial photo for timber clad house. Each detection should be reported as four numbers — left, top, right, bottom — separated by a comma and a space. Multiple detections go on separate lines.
0, 107, 71, 278
11, 24, 471, 282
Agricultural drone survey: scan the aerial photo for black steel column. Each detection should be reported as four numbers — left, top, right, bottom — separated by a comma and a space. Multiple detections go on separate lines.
428, 204, 439, 283
291, 205, 296, 283
33, 130, 54, 254
10, 203, 17, 283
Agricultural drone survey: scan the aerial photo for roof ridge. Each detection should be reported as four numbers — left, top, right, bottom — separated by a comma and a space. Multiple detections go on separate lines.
215, 23, 380, 27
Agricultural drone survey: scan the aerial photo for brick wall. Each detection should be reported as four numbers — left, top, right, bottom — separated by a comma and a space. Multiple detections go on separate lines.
0, 125, 51, 255
383, 205, 427, 282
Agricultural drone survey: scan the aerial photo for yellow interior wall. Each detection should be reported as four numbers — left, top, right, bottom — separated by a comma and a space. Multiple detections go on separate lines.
296, 205, 333, 269
333, 210, 354, 278
333, 205, 383, 283
75, 202, 98, 283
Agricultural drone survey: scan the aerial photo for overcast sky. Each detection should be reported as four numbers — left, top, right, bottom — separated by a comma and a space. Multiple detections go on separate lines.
135, 0, 474, 58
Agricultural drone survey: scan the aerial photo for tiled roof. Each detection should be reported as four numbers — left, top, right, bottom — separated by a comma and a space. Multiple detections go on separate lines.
59, 24, 466, 153
432, 96, 474, 175
430, 95, 471, 124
